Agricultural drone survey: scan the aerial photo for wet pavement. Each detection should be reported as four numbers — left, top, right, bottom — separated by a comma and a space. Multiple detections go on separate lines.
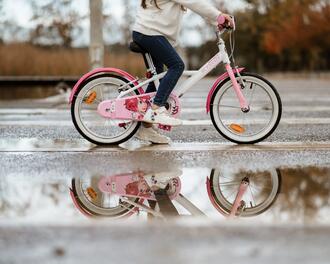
0, 77, 330, 263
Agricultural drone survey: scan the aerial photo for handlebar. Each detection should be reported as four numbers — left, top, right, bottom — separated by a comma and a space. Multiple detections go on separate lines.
217, 15, 236, 33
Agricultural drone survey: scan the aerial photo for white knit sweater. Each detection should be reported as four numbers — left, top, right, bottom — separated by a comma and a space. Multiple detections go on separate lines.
133, 0, 221, 44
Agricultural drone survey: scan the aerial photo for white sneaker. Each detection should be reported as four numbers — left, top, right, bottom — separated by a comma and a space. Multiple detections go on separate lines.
136, 126, 171, 144
143, 107, 182, 126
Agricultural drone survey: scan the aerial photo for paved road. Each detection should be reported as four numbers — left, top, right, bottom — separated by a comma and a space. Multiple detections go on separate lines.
1, 77, 329, 172
1, 223, 330, 264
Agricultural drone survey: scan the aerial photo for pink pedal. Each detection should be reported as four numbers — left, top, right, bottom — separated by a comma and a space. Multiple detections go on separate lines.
118, 122, 128, 128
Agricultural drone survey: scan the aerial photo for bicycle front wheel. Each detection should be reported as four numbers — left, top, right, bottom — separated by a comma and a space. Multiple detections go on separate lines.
209, 168, 281, 217
210, 73, 282, 144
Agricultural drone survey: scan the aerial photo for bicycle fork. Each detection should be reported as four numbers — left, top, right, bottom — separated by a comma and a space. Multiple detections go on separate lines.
218, 36, 249, 112
225, 64, 250, 112
229, 177, 249, 218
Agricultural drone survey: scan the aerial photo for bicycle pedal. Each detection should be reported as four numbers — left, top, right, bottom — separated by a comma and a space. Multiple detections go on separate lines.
118, 122, 128, 129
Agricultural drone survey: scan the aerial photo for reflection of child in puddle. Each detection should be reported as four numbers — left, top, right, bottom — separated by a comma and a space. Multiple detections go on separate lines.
125, 97, 150, 114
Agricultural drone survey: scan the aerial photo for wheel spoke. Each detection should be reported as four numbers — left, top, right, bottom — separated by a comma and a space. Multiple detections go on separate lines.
248, 83, 256, 106
250, 184, 273, 191
220, 181, 242, 186
248, 185, 257, 207
225, 189, 240, 201
212, 104, 241, 109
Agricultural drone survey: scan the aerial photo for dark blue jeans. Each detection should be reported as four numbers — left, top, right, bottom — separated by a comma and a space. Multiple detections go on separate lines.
132, 31, 185, 107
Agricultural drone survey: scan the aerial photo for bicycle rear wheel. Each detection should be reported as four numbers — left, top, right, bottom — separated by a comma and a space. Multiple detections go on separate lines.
71, 177, 138, 218
71, 74, 141, 145
210, 73, 282, 144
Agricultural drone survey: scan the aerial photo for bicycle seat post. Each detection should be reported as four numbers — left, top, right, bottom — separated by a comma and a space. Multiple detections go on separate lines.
129, 41, 158, 87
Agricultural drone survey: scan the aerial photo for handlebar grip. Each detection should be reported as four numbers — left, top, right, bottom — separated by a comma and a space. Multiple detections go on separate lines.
217, 15, 226, 26
217, 15, 226, 30
217, 14, 235, 31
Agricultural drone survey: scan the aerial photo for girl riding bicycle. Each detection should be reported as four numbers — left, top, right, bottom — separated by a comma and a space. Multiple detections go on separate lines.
133, 0, 234, 144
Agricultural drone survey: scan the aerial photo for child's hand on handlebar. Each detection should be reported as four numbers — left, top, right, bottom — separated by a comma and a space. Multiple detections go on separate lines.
217, 14, 235, 31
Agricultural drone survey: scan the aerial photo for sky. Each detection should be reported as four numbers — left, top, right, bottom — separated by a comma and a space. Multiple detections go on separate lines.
2, 0, 245, 46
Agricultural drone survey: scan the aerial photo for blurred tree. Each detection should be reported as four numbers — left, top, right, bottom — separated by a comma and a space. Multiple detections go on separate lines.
233, 0, 273, 71
103, 4, 118, 44
278, 167, 330, 222
235, 0, 330, 71
121, 0, 135, 45
0, 0, 5, 43
0, 0, 24, 44
29, 0, 83, 47
261, 0, 330, 70
89, 0, 104, 68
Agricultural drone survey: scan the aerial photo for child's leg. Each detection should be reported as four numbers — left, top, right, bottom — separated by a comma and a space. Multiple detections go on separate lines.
133, 32, 185, 107
152, 44, 184, 107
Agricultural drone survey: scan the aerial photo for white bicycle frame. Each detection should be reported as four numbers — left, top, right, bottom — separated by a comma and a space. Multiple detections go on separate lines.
118, 31, 249, 111
122, 193, 205, 218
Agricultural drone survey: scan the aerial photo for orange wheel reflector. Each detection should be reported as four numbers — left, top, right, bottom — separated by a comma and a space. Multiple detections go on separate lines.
229, 124, 246, 133
87, 187, 98, 200
84, 91, 97, 104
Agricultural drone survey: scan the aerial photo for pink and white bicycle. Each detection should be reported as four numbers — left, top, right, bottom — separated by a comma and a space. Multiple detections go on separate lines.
69, 18, 282, 145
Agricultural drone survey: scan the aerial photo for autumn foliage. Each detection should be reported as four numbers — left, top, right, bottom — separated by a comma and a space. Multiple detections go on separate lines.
262, 1, 330, 53
234, 0, 330, 71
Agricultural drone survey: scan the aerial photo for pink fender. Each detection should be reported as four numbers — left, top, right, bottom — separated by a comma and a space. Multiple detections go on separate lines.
206, 68, 245, 113
69, 188, 94, 217
69, 67, 145, 104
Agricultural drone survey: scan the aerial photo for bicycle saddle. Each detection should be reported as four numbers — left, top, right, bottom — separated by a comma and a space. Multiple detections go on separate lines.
129, 41, 147, 54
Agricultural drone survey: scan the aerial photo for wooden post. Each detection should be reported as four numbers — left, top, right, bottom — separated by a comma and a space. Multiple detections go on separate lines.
89, 0, 104, 69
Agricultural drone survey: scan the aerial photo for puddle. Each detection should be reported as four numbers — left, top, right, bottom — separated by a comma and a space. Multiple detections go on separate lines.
0, 166, 329, 224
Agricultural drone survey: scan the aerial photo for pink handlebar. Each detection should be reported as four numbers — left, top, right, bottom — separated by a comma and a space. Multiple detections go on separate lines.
217, 14, 235, 31
217, 15, 226, 26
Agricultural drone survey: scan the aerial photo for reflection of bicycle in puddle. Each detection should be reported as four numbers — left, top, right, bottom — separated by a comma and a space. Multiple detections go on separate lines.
70, 168, 281, 219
